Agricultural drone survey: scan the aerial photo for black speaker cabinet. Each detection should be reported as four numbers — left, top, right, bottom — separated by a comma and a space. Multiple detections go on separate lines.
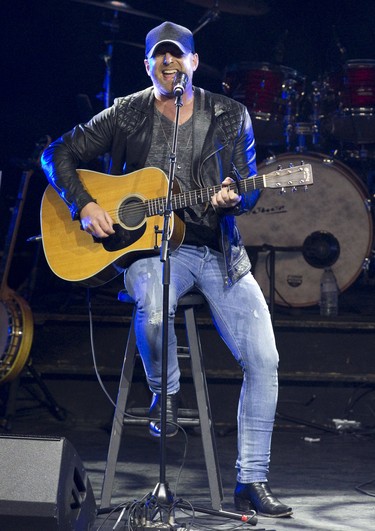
0, 435, 97, 530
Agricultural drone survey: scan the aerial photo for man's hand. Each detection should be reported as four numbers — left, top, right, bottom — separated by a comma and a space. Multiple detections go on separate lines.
80, 201, 115, 238
211, 177, 241, 209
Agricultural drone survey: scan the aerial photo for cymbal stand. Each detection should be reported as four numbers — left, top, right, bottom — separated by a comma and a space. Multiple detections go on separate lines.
97, 10, 120, 172
193, 6, 220, 35
310, 81, 322, 147
250, 244, 303, 322
97, 9, 121, 108
283, 79, 299, 151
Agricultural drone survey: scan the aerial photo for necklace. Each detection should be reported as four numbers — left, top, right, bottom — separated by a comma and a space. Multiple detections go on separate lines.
156, 108, 193, 154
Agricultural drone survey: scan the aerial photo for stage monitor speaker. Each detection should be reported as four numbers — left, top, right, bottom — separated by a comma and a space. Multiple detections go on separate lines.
0, 435, 97, 530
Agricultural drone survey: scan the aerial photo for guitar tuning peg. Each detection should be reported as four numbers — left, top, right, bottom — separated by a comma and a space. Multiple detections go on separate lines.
300, 160, 305, 165
279, 187, 287, 195
289, 162, 294, 167
304, 185, 309, 191
277, 164, 282, 170
292, 186, 297, 192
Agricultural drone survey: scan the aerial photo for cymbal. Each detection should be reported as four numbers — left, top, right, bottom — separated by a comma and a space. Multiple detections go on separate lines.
186, 0, 269, 16
71, 0, 164, 20
110, 39, 145, 49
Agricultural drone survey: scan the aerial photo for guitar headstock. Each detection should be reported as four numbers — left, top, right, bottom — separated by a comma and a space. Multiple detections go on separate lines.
264, 164, 313, 191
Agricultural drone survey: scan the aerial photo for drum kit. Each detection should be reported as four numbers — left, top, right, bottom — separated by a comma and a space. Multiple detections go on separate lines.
70, 0, 374, 308
227, 58, 375, 307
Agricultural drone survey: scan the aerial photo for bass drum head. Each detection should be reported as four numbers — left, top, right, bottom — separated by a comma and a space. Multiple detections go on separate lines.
237, 152, 373, 306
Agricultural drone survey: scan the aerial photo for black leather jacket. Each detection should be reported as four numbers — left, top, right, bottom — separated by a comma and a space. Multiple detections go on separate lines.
42, 86, 259, 286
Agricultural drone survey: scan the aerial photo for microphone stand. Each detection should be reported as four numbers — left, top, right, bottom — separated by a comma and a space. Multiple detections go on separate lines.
151, 88, 183, 518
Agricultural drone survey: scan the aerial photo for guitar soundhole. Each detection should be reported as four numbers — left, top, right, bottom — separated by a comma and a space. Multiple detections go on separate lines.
118, 196, 146, 228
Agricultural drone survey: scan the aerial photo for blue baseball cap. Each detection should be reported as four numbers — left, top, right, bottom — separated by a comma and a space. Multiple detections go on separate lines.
145, 21, 195, 58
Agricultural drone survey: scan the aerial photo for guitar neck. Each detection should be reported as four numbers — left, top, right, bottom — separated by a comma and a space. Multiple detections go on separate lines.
146, 174, 265, 216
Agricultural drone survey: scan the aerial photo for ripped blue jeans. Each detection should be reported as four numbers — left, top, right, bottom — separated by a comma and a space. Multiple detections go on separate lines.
124, 245, 279, 483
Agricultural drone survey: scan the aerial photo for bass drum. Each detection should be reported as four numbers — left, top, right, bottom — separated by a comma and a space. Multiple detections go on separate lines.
237, 152, 373, 306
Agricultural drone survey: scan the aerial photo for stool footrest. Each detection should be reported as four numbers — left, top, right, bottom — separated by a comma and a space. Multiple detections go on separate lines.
123, 417, 201, 426
124, 407, 200, 426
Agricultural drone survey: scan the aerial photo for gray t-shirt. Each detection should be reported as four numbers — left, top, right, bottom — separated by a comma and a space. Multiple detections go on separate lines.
145, 107, 220, 250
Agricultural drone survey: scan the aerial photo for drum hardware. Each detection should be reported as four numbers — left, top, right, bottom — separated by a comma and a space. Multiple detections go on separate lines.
282, 81, 324, 152
309, 81, 324, 147
191, 3, 220, 35
341, 145, 375, 162
249, 244, 301, 320
294, 122, 315, 153
70, 0, 163, 20
186, 0, 270, 16
283, 77, 304, 150
322, 59, 375, 145
250, 231, 338, 319
238, 152, 374, 307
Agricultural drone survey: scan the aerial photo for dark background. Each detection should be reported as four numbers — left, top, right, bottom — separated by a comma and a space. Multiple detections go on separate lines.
1, 0, 375, 293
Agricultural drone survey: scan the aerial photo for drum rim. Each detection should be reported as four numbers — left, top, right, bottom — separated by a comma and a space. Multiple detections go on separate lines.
224, 61, 301, 76
346, 59, 375, 67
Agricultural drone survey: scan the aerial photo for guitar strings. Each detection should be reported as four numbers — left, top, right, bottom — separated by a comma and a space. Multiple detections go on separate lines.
101, 180, 251, 220
100, 170, 308, 220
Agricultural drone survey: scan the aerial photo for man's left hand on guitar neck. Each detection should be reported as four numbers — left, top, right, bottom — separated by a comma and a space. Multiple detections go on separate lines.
210, 176, 242, 210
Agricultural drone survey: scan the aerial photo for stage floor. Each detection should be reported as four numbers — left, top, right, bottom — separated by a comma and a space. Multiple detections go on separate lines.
1, 272, 374, 530
2, 400, 374, 531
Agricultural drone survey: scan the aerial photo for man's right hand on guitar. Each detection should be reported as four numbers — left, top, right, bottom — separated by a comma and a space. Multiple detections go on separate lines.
80, 201, 115, 239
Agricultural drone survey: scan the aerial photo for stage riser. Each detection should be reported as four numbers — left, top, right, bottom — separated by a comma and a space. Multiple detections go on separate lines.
6, 318, 371, 431
30, 319, 375, 383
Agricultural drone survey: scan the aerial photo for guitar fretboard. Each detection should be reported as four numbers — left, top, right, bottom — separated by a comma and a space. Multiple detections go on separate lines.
146, 175, 264, 217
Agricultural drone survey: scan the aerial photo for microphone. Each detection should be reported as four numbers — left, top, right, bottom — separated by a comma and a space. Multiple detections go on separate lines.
173, 72, 189, 97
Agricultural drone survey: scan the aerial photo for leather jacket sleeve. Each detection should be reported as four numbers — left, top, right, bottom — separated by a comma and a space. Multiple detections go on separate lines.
41, 105, 116, 219
212, 102, 259, 218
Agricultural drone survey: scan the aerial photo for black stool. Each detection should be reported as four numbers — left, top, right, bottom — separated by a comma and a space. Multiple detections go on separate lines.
100, 291, 223, 511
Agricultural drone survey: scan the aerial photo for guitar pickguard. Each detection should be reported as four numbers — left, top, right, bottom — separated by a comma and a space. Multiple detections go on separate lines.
99, 223, 147, 252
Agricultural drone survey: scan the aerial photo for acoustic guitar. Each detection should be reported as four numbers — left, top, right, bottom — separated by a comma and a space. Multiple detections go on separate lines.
0, 137, 49, 384
40, 164, 313, 287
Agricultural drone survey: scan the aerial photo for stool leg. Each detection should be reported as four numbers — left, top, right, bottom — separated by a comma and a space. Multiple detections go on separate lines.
184, 305, 223, 511
100, 310, 137, 508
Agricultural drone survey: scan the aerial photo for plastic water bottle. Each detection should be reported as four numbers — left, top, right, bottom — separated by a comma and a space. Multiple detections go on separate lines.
320, 267, 338, 317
